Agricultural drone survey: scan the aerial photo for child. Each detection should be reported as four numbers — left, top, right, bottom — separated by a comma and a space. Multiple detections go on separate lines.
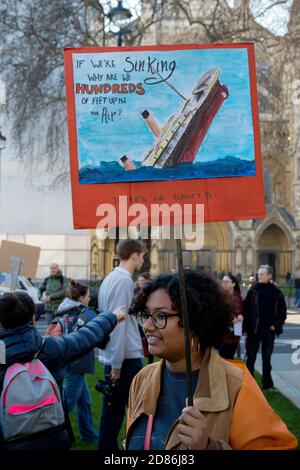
0, 291, 124, 450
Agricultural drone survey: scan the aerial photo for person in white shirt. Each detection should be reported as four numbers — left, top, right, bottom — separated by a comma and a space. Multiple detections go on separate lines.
97, 239, 146, 450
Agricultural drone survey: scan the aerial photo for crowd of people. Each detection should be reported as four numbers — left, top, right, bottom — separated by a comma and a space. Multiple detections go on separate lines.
0, 239, 297, 451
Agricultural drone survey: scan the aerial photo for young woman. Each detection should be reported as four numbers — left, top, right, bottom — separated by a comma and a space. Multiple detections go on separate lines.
126, 270, 297, 450
219, 273, 244, 359
54, 280, 100, 443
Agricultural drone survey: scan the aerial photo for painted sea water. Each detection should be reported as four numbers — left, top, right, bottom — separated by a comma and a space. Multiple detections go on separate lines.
79, 157, 256, 184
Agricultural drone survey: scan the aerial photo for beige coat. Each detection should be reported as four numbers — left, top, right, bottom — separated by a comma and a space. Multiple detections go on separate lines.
126, 349, 297, 450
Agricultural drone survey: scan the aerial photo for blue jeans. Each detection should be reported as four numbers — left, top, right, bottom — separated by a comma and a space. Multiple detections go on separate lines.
97, 358, 143, 451
295, 288, 300, 307
64, 371, 98, 441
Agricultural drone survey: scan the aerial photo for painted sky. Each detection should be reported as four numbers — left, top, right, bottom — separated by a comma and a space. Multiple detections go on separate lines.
73, 47, 255, 171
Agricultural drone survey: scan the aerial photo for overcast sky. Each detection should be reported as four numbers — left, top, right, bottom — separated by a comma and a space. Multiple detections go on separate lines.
118, 0, 293, 37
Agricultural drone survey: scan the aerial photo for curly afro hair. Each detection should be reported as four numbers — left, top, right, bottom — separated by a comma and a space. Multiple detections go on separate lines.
130, 269, 235, 353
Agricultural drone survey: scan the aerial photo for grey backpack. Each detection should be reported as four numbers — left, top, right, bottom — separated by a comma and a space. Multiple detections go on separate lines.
0, 357, 65, 441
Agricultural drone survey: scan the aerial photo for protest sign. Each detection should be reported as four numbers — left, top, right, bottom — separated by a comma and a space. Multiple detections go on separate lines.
0, 240, 40, 278
64, 43, 265, 229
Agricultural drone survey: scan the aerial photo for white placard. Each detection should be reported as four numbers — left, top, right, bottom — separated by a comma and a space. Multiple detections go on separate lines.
234, 320, 243, 337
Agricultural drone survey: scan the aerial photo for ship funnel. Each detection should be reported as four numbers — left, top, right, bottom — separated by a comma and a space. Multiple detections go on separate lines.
120, 155, 136, 171
141, 109, 161, 138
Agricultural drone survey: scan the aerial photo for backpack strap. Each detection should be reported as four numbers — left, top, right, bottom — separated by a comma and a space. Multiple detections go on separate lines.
0, 337, 46, 392
72, 306, 96, 331
144, 415, 154, 450
33, 338, 46, 359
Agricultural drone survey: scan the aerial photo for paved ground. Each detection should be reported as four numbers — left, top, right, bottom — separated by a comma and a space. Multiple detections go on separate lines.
255, 310, 300, 408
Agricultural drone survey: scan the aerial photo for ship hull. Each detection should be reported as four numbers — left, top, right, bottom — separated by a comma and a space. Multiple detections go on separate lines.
141, 69, 229, 169
165, 82, 229, 166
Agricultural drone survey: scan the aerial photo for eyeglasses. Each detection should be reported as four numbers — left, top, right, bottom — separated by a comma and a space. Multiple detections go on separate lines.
136, 310, 181, 329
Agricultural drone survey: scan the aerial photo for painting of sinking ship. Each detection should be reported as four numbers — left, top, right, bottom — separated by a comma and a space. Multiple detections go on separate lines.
120, 68, 228, 170
75, 48, 256, 185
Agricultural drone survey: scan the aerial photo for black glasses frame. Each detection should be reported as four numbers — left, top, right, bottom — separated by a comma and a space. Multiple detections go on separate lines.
136, 310, 181, 329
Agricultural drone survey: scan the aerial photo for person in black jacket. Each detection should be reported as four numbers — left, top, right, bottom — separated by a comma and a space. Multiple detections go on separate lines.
243, 265, 287, 390
0, 291, 124, 450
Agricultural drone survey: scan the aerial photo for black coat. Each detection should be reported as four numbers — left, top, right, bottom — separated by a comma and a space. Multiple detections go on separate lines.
0, 311, 116, 389
243, 283, 287, 336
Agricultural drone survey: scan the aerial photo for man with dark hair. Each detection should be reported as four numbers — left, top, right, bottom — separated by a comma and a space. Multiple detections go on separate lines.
97, 239, 146, 450
243, 264, 287, 390
116, 239, 145, 261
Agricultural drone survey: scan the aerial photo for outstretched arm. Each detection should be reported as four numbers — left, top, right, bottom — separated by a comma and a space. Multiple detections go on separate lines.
39, 310, 121, 371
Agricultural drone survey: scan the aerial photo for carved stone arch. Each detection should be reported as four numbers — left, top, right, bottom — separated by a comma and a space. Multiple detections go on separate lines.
213, 222, 234, 250
255, 218, 293, 250
205, 222, 233, 274
256, 221, 292, 281
90, 232, 117, 278
158, 221, 233, 274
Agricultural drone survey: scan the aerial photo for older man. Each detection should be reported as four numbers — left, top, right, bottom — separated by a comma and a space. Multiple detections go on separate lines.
39, 263, 67, 325
243, 264, 287, 390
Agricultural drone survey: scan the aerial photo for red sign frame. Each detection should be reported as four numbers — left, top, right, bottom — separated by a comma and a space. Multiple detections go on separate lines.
64, 43, 265, 229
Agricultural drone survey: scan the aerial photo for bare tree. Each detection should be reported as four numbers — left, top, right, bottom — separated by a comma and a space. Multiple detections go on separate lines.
0, 0, 109, 180
0, 0, 295, 183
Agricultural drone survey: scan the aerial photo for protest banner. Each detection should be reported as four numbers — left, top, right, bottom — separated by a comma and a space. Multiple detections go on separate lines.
64, 43, 265, 230
0, 240, 40, 278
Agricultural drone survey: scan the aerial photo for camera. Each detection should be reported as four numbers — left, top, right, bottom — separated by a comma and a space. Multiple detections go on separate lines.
95, 378, 123, 405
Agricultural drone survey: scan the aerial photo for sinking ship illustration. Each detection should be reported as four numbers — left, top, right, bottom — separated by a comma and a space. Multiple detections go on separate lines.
120, 68, 229, 170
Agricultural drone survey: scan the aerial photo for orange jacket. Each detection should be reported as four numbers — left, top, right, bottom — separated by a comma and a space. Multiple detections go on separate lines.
126, 349, 297, 450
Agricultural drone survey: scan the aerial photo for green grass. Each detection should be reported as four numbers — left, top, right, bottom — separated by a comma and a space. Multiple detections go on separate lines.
254, 371, 300, 449
69, 361, 129, 450
280, 286, 295, 298
69, 362, 300, 450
